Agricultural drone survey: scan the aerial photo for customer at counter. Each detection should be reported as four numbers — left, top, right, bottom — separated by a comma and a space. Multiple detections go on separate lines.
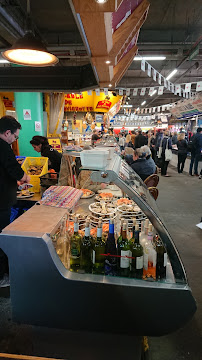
176, 133, 188, 174
91, 129, 100, 146
129, 147, 156, 181
0, 115, 30, 282
30, 136, 62, 173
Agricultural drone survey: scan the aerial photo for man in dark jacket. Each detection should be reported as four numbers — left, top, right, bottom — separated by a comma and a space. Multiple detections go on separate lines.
193, 127, 202, 176
130, 148, 156, 181
0, 116, 30, 279
134, 130, 147, 149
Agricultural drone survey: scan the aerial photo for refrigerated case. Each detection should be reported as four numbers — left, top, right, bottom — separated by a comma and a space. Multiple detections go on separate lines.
0, 155, 196, 336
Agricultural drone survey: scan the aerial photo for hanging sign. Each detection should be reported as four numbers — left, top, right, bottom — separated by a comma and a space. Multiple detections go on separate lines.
158, 74, 162, 85
104, 88, 108, 96
158, 86, 164, 95
140, 88, 146, 96
147, 64, 151, 77
141, 59, 145, 72
87, 90, 92, 96
149, 87, 155, 96
126, 88, 131, 96
153, 69, 157, 81
133, 88, 138, 96
196, 81, 202, 91
119, 89, 123, 95
23, 109, 32, 120
185, 83, 191, 93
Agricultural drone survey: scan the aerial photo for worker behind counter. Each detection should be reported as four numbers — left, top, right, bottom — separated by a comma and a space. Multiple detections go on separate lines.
91, 129, 100, 146
30, 136, 62, 173
0, 115, 30, 282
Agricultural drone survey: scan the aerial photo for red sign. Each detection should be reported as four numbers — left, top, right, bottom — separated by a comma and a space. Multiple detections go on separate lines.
96, 100, 112, 110
3, 99, 13, 108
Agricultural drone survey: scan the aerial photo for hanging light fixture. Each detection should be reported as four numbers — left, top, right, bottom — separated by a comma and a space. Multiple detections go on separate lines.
2, 0, 58, 67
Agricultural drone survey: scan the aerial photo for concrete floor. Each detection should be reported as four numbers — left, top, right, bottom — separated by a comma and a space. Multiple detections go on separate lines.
0, 165, 202, 359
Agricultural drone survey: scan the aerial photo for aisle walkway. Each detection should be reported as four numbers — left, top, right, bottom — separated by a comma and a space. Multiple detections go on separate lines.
150, 166, 202, 360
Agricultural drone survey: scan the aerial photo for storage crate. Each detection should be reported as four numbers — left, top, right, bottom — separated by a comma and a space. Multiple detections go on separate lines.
22, 157, 48, 192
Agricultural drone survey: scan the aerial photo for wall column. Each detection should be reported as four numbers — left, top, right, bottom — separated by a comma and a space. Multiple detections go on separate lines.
14, 92, 44, 157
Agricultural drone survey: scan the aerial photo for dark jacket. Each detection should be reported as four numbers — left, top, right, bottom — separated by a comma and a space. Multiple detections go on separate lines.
161, 136, 172, 154
172, 135, 178, 145
130, 157, 156, 181
177, 139, 188, 154
155, 132, 164, 150
41, 145, 62, 173
0, 138, 24, 209
193, 133, 202, 154
135, 134, 147, 149
124, 141, 133, 149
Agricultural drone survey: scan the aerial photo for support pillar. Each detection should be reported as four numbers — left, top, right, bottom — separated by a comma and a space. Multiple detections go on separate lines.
14, 92, 44, 157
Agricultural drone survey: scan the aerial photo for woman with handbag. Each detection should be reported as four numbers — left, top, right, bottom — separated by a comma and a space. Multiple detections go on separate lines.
159, 130, 172, 177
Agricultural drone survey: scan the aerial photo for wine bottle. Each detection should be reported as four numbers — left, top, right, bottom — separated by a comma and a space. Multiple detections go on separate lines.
140, 219, 149, 246
129, 219, 137, 243
143, 224, 156, 280
130, 224, 143, 279
70, 216, 81, 272
92, 219, 106, 274
117, 218, 124, 246
105, 217, 117, 276
117, 222, 131, 277
155, 236, 167, 280
80, 220, 92, 273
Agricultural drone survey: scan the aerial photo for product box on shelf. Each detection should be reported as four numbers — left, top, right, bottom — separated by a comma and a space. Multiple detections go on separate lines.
22, 157, 48, 192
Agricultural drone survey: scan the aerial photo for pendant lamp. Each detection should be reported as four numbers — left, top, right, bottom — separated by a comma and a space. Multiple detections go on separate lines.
2, 1, 58, 67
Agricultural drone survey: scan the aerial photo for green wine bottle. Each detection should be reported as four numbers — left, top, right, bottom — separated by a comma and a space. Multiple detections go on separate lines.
80, 220, 92, 273
130, 224, 143, 279
117, 218, 124, 246
117, 222, 131, 277
70, 216, 81, 272
93, 219, 106, 274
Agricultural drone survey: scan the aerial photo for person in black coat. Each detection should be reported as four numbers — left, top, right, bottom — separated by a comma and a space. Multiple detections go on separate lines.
134, 130, 147, 149
30, 136, 62, 173
0, 116, 30, 279
129, 147, 156, 181
160, 130, 172, 177
177, 133, 188, 173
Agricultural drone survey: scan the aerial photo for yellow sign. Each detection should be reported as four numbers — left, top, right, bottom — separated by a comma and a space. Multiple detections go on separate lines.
0, 92, 15, 111
64, 91, 122, 113
48, 138, 62, 153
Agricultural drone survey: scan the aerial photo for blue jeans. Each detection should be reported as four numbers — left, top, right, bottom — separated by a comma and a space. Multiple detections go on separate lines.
194, 154, 201, 175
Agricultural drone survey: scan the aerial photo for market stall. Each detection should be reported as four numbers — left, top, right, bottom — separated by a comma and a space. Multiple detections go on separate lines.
0, 152, 196, 337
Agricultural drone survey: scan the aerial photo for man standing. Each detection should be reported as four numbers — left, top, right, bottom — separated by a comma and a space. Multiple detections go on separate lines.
134, 130, 147, 149
91, 129, 100, 146
0, 116, 30, 280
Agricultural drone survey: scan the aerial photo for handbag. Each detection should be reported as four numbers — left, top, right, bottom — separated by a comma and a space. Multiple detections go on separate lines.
158, 139, 163, 159
165, 139, 172, 161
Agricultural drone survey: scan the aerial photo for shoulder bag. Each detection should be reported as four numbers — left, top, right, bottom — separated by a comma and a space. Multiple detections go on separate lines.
165, 139, 172, 161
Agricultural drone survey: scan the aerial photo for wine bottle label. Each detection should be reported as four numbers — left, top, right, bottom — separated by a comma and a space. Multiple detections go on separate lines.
97, 228, 102, 238
92, 250, 95, 264
120, 250, 130, 268
148, 232, 153, 242
164, 253, 167, 267
74, 223, 79, 232
85, 227, 90, 237
71, 248, 79, 259
143, 254, 148, 270
152, 250, 157, 266
136, 256, 143, 269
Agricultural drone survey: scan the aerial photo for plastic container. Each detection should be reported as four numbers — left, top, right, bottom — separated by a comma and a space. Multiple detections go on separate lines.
80, 150, 109, 170
16, 156, 26, 165
40, 172, 59, 195
22, 157, 48, 192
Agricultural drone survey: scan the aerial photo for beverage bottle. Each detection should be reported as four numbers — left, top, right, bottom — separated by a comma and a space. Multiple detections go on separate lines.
56, 215, 66, 259
129, 219, 137, 244
92, 219, 106, 274
143, 224, 156, 280
105, 217, 117, 276
140, 219, 149, 246
117, 218, 124, 246
80, 220, 92, 273
117, 222, 131, 277
70, 216, 81, 272
130, 224, 144, 279
155, 235, 167, 280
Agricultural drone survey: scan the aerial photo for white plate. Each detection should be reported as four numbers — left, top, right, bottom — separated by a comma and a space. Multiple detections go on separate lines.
81, 191, 95, 199
17, 192, 35, 199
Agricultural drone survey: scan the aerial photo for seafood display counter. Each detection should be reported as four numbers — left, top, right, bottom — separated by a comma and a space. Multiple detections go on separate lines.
0, 155, 196, 336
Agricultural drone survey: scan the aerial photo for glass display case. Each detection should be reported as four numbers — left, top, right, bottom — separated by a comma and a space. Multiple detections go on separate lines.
0, 155, 196, 336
